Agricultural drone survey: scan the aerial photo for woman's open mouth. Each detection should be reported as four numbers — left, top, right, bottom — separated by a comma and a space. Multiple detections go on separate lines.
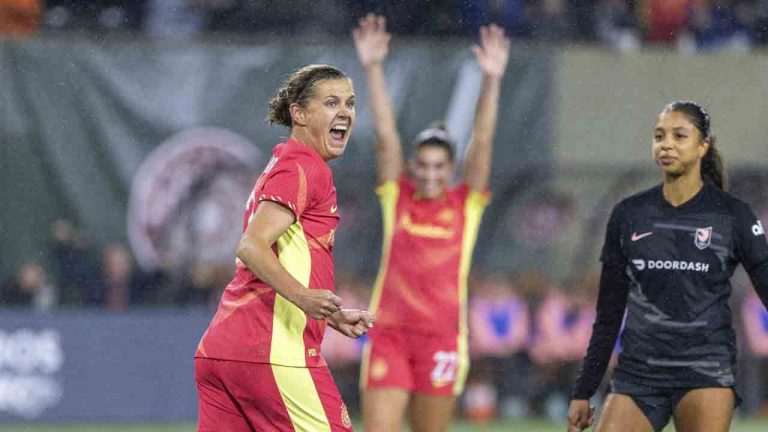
329, 124, 348, 145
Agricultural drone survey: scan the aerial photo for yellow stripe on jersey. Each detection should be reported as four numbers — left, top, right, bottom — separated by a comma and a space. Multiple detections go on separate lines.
368, 181, 400, 315
272, 364, 331, 432
271, 221, 312, 367
454, 189, 489, 395
358, 337, 373, 390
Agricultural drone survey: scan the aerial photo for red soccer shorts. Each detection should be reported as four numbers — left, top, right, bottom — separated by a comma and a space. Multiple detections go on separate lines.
195, 358, 353, 432
360, 327, 469, 396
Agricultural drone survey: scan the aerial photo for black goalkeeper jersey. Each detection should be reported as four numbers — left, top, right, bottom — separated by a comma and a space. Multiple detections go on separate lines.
573, 184, 768, 399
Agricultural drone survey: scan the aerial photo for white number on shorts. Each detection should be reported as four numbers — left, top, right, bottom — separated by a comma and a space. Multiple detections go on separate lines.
431, 351, 458, 383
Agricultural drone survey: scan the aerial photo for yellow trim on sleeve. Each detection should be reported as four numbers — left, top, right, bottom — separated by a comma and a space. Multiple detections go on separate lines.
358, 339, 373, 391
453, 189, 488, 395
271, 221, 312, 367
368, 181, 400, 315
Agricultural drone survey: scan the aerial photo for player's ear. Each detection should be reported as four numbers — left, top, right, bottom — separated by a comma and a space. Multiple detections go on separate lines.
289, 102, 306, 127
698, 137, 710, 159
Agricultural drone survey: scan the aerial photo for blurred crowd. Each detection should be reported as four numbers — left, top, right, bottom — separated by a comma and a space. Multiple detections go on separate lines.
0, 0, 767, 51
1, 218, 767, 419
0, 219, 228, 311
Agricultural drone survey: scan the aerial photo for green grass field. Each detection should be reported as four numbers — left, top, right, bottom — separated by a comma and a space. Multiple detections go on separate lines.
2, 419, 768, 431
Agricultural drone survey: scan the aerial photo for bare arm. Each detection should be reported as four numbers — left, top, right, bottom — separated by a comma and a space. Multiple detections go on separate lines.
236, 201, 341, 319
353, 13, 403, 184
463, 24, 510, 192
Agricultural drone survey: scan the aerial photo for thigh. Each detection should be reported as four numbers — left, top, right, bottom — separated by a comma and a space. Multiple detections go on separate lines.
268, 364, 353, 432
360, 328, 413, 392
307, 366, 355, 431
672, 387, 734, 432
596, 394, 654, 432
362, 388, 410, 432
194, 358, 253, 432
411, 333, 468, 397
409, 393, 457, 432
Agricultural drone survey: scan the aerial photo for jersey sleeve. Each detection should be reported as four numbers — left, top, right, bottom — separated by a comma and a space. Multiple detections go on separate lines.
458, 183, 490, 212
572, 262, 629, 400
600, 202, 628, 267
376, 177, 409, 217
258, 155, 319, 220
733, 201, 768, 309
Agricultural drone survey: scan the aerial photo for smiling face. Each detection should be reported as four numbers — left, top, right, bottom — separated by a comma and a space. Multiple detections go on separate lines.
653, 110, 709, 179
410, 144, 456, 199
290, 78, 355, 161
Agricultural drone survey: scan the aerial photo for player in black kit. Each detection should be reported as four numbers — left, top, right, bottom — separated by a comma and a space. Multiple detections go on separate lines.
566, 101, 768, 432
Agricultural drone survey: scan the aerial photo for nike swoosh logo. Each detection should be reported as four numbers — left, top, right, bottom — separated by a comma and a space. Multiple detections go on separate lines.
631, 231, 653, 241
330, 204, 337, 214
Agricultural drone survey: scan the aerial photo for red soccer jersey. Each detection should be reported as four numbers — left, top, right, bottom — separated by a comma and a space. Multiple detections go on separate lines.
368, 177, 489, 336
195, 138, 339, 368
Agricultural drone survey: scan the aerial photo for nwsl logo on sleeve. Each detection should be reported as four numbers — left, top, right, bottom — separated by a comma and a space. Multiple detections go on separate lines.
695, 226, 713, 250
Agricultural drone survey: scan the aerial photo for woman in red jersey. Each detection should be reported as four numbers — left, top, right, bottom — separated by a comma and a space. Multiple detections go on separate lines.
353, 14, 510, 432
194, 64, 375, 432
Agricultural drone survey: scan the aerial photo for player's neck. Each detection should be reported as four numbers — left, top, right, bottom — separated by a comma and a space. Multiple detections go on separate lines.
290, 129, 326, 160
662, 173, 704, 207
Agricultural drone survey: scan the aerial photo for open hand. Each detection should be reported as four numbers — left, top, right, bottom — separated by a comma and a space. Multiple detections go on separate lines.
472, 24, 510, 79
353, 13, 391, 68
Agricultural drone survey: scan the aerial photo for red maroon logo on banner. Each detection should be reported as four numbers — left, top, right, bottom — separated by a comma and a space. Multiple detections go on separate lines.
127, 127, 262, 270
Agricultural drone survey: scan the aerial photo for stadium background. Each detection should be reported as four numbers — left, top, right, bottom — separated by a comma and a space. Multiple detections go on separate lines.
1, 0, 768, 430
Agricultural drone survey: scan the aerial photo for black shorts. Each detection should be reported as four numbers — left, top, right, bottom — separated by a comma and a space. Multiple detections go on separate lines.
610, 379, 740, 432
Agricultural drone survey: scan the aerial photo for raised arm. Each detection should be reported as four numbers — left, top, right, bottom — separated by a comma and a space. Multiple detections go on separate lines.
463, 24, 510, 192
353, 13, 403, 184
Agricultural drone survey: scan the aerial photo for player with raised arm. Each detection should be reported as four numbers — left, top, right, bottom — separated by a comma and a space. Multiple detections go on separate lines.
353, 14, 510, 432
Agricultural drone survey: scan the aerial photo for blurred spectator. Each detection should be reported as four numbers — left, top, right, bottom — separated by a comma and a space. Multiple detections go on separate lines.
469, 273, 529, 358
529, 0, 572, 41
44, 0, 142, 31
465, 273, 531, 421
0, 0, 41, 38
461, 0, 530, 38
641, 0, 699, 44
49, 219, 99, 306
176, 261, 221, 306
505, 270, 556, 418
529, 286, 571, 364
143, 0, 207, 37
742, 285, 768, 414
95, 243, 169, 310
207, 0, 349, 35
743, 287, 768, 356
527, 275, 583, 419
756, 0, 768, 43
597, 0, 641, 50
563, 270, 599, 360
570, 0, 598, 40
689, 0, 752, 51
0, 262, 56, 310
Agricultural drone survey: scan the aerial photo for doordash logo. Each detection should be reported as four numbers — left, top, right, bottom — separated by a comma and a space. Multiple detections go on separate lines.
631, 259, 709, 272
